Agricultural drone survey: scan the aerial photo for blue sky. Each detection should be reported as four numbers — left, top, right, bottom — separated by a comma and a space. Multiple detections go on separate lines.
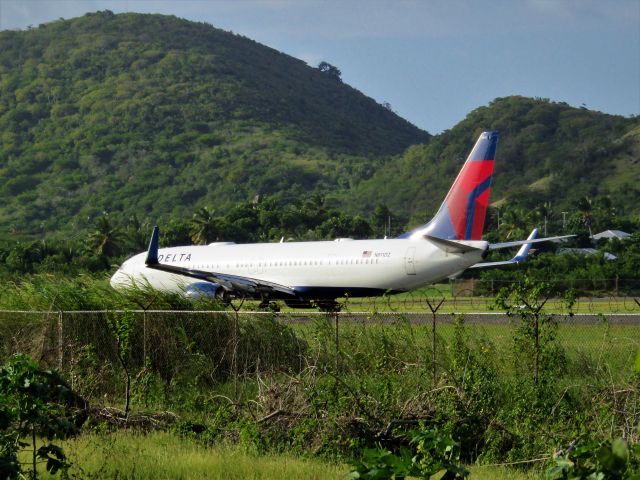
1, 0, 638, 134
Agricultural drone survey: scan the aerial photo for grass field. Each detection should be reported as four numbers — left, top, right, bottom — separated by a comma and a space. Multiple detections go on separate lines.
35, 431, 346, 480
284, 317, 640, 382
32, 431, 545, 479
4, 302, 638, 479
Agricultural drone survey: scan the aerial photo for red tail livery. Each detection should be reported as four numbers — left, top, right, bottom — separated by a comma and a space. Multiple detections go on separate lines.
400, 131, 498, 240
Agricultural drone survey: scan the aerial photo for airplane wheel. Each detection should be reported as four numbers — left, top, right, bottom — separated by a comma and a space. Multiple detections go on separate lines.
215, 288, 231, 305
316, 300, 341, 312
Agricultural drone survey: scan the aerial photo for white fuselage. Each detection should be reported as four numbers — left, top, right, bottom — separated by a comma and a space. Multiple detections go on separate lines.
111, 237, 487, 299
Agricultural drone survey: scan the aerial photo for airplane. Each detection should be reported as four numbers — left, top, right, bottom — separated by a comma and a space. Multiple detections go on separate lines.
110, 131, 571, 310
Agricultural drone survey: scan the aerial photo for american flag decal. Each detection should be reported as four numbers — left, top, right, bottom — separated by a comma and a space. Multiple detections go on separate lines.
362, 251, 372, 258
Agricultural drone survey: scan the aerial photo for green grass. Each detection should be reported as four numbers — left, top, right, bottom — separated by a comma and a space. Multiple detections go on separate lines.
286, 318, 640, 382
36, 431, 348, 479
32, 430, 544, 479
465, 465, 544, 479
4, 308, 637, 478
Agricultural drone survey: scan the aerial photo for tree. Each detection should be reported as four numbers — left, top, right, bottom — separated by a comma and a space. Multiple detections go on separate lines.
576, 196, 595, 236
106, 311, 135, 417
498, 205, 530, 240
317, 61, 342, 80
125, 214, 151, 252
371, 204, 393, 237
87, 213, 125, 258
189, 206, 218, 245
494, 277, 574, 384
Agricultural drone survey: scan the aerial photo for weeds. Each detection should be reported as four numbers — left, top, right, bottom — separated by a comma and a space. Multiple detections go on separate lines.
1, 277, 639, 476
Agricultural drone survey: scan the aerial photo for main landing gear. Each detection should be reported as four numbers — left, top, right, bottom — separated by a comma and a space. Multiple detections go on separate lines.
282, 298, 341, 312
314, 299, 341, 312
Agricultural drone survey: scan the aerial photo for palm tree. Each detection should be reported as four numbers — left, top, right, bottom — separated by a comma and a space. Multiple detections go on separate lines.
189, 206, 218, 245
576, 196, 594, 236
88, 213, 125, 257
533, 201, 553, 236
595, 196, 616, 228
499, 205, 530, 239
125, 214, 150, 251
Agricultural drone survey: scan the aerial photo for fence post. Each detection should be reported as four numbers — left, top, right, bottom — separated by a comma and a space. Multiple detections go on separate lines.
233, 310, 238, 401
334, 311, 340, 372
229, 298, 245, 404
143, 310, 147, 363
57, 311, 63, 371
426, 298, 445, 385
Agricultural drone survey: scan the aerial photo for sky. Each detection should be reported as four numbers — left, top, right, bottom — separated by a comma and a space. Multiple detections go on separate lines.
0, 0, 638, 134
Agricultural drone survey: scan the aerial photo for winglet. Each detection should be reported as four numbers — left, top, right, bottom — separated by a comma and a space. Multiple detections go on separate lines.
513, 228, 538, 263
146, 226, 160, 266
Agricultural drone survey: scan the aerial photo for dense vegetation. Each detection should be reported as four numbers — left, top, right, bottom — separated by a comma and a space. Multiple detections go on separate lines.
347, 97, 640, 228
1, 12, 638, 244
0, 11, 428, 237
1, 192, 640, 294
0, 10, 639, 340
1, 279, 638, 477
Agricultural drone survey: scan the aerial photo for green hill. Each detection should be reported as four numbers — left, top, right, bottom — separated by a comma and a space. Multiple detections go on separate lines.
0, 11, 428, 236
0, 12, 638, 241
344, 97, 640, 229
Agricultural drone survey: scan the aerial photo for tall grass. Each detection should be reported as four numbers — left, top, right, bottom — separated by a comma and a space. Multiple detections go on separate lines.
32, 431, 543, 479
2, 275, 639, 471
34, 431, 347, 480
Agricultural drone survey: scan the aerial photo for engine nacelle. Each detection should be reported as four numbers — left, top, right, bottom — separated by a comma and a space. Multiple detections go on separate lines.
184, 282, 222, 300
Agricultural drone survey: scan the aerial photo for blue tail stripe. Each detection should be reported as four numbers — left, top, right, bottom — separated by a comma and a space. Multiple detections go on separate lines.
464, 175, 493, 239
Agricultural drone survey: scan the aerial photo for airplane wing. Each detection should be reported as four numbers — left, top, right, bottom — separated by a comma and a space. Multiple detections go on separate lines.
471, 228, 538, 268
145, 226, 297, 297
488, 234, 574, 250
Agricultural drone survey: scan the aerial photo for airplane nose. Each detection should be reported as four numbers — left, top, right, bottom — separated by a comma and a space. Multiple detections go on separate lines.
110, 269, 128, 289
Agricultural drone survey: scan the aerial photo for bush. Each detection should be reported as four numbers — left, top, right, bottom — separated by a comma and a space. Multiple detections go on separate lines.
0, 354, 85, 479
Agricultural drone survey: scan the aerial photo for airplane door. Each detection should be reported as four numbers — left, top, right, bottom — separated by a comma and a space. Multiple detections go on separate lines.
404, 247, 416, 275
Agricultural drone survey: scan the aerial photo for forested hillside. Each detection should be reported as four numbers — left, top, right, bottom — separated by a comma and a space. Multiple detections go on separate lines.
345, 97, 640, 230
0, 11, 428, 237
0, 11, 638, 243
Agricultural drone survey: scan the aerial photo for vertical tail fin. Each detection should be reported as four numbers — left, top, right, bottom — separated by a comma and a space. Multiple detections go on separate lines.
400, 131, 498, 240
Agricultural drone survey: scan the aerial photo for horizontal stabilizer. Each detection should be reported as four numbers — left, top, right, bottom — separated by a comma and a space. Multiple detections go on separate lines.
472, 228, 538, 268
425, 235, 483, 254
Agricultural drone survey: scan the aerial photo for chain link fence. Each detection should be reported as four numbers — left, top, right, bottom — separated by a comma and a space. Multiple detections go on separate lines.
341, 279, 640, 313
1, 308, 638, 405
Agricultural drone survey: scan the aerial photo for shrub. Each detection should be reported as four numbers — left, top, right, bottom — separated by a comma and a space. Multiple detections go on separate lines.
0, 354, 85, 479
